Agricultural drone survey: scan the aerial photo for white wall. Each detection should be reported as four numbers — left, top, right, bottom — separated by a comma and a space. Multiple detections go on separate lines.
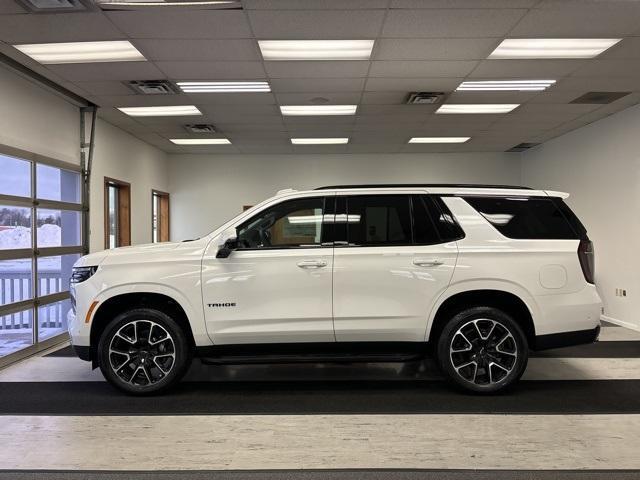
522, 103, 640, 330
0, 64, 79, 165
89, 119, 169, 252
0, 62, 170, 253
167, 152, 521, 240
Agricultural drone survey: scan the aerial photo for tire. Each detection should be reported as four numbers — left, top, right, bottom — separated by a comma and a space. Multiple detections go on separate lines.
97, 308, 192, 395
436, 306, 528, 394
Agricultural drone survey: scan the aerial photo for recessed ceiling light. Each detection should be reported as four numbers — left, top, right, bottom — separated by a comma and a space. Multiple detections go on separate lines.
177, 82, 271, 93
489, 38, 621, 59
280, 105, 357, 116
118, 105, 202, 117
436, 104, 519, 114
170, 139, 231, 145
259, 40, 374, 61
408, 137, 470, 143
291, 138, 349, 145
14, 41, 145, 65
456, 80, 556, 92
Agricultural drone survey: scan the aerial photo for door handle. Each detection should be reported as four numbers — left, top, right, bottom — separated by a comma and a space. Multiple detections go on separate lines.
412, 258, 444, 267
297, 259, 327, 269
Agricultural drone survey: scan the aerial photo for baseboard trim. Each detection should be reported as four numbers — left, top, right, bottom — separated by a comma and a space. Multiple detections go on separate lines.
601, 314, 640, 332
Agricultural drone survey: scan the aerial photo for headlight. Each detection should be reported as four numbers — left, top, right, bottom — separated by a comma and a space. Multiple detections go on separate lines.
70, 266, 98, 284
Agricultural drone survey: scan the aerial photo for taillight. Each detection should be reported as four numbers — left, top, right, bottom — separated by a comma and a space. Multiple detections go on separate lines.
578, 239, 595, 284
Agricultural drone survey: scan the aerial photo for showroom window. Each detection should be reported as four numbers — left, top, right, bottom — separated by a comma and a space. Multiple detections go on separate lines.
104, 177, 131, 249
236, 197, 325, 249
152, 190, 170, 243
0, 148, 84, 363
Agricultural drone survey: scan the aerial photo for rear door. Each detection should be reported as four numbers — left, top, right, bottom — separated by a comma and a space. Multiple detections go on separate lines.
332, 193, 459, 342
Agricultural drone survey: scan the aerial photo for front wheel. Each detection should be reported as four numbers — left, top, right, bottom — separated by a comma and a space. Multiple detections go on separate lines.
436, 307, 528, 394
98, 308, 192, 395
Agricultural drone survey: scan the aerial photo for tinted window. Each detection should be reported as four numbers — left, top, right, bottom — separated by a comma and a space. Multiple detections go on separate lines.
412, 196, 440, 244
464, 196, 580, 239
346, 195, 412, 246
237, 197, 324, 249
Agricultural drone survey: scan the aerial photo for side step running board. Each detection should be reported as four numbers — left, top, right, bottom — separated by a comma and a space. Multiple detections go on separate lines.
200, 353, 426, 366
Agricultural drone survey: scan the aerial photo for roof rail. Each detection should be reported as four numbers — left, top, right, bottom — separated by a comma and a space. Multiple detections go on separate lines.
314, 184, 533, 190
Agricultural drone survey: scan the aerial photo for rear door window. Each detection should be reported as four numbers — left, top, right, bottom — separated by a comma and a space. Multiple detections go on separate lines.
463, 196, 580, 239
345, 195, 412, 246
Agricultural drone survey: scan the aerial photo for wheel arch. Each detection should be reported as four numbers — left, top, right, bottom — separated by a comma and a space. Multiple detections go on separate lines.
89, 291, 196, 366
427, 286, 537, 347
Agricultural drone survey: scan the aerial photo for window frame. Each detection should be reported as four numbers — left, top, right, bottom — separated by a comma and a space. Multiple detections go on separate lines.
234, 196, 330, 251
0, 143, 85, 367
151, 189, 170, 243
104, 177, 131, 249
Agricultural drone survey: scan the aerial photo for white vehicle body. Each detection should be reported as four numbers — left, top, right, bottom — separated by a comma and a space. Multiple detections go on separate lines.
68, 185, 601, 363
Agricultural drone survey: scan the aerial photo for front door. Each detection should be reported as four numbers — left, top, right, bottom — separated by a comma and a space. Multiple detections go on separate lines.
332, 194, 458, 342
202, 194, 334, 344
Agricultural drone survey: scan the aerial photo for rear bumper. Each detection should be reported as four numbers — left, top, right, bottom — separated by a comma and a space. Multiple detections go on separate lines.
533, 325, 600, 351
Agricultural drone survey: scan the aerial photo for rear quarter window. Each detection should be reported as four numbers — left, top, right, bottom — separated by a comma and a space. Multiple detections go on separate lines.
463, 196, 582, 240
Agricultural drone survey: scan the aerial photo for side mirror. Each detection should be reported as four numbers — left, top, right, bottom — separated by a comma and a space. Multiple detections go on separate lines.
216, 228, 238, 259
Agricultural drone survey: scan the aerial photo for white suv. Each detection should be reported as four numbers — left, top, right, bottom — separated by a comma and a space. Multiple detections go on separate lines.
68, 184, 601, 395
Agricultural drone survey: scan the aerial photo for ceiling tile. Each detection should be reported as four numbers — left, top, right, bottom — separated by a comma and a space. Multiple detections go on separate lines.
570, 60, 640, 78
391, 0, 538, 6
291, 144, 349, 153
74, 81, 135, 96
206, 113, 284, 124
244, 0, 389, 8
0, 2, 26, 14
105, 10, 252, 39
215, 123, 287, 132
355, 115, 427, 124
369, 60, 478, 78
600, 38, 640, 60
446, 91, 540, 104
365, 77, 463, 92
469, 60, 586, 78
133, 39, 261, 62
270, 78, 366, 93
510, 3, 640, 37
156, 61, 266, 80
275, 92, 362, 104
199, 105, 280, 116
265, 61, 370, 78
283, 116, 356, 125
358, 104, 437, 115
46, 61, 164, 82
552, 77, 640, 92
248, 10, 385, 39
361, 92, 409, 104
374, 38, 500, 61
0, 13, 122, 43
381, 9, 527, 38
347, 144, 404, 153
186, 92, 276, 105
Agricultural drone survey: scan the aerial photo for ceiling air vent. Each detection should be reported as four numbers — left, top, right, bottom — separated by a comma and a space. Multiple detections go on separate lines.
16, 0, 89, 12
570, 91, 630, 104
128, 80, 179, 95
406, 92, 445, 105
507, 142, 540, 153
184, 124, 216, 134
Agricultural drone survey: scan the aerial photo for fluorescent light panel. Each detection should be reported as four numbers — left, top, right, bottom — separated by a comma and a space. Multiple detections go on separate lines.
14, 40, 145, 64
280, 105, 357, 116
259, 40, 374, 61
170, 138, 231, 145
436, 104, 519, 114
409, 137, 470, 144
456, 80, 556, 92
118, 105, 201, 117
489, 38, 621, 59
96, 0, 234, 5
291, 138, 349, 145
177, 81, 271, 93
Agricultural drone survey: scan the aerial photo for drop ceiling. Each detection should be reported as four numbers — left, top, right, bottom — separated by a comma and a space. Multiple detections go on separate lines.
1, 0, 640, 154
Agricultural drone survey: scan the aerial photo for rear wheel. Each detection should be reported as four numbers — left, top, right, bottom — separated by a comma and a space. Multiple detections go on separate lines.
436, 306, 528, 393
98, 308, 192, 395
